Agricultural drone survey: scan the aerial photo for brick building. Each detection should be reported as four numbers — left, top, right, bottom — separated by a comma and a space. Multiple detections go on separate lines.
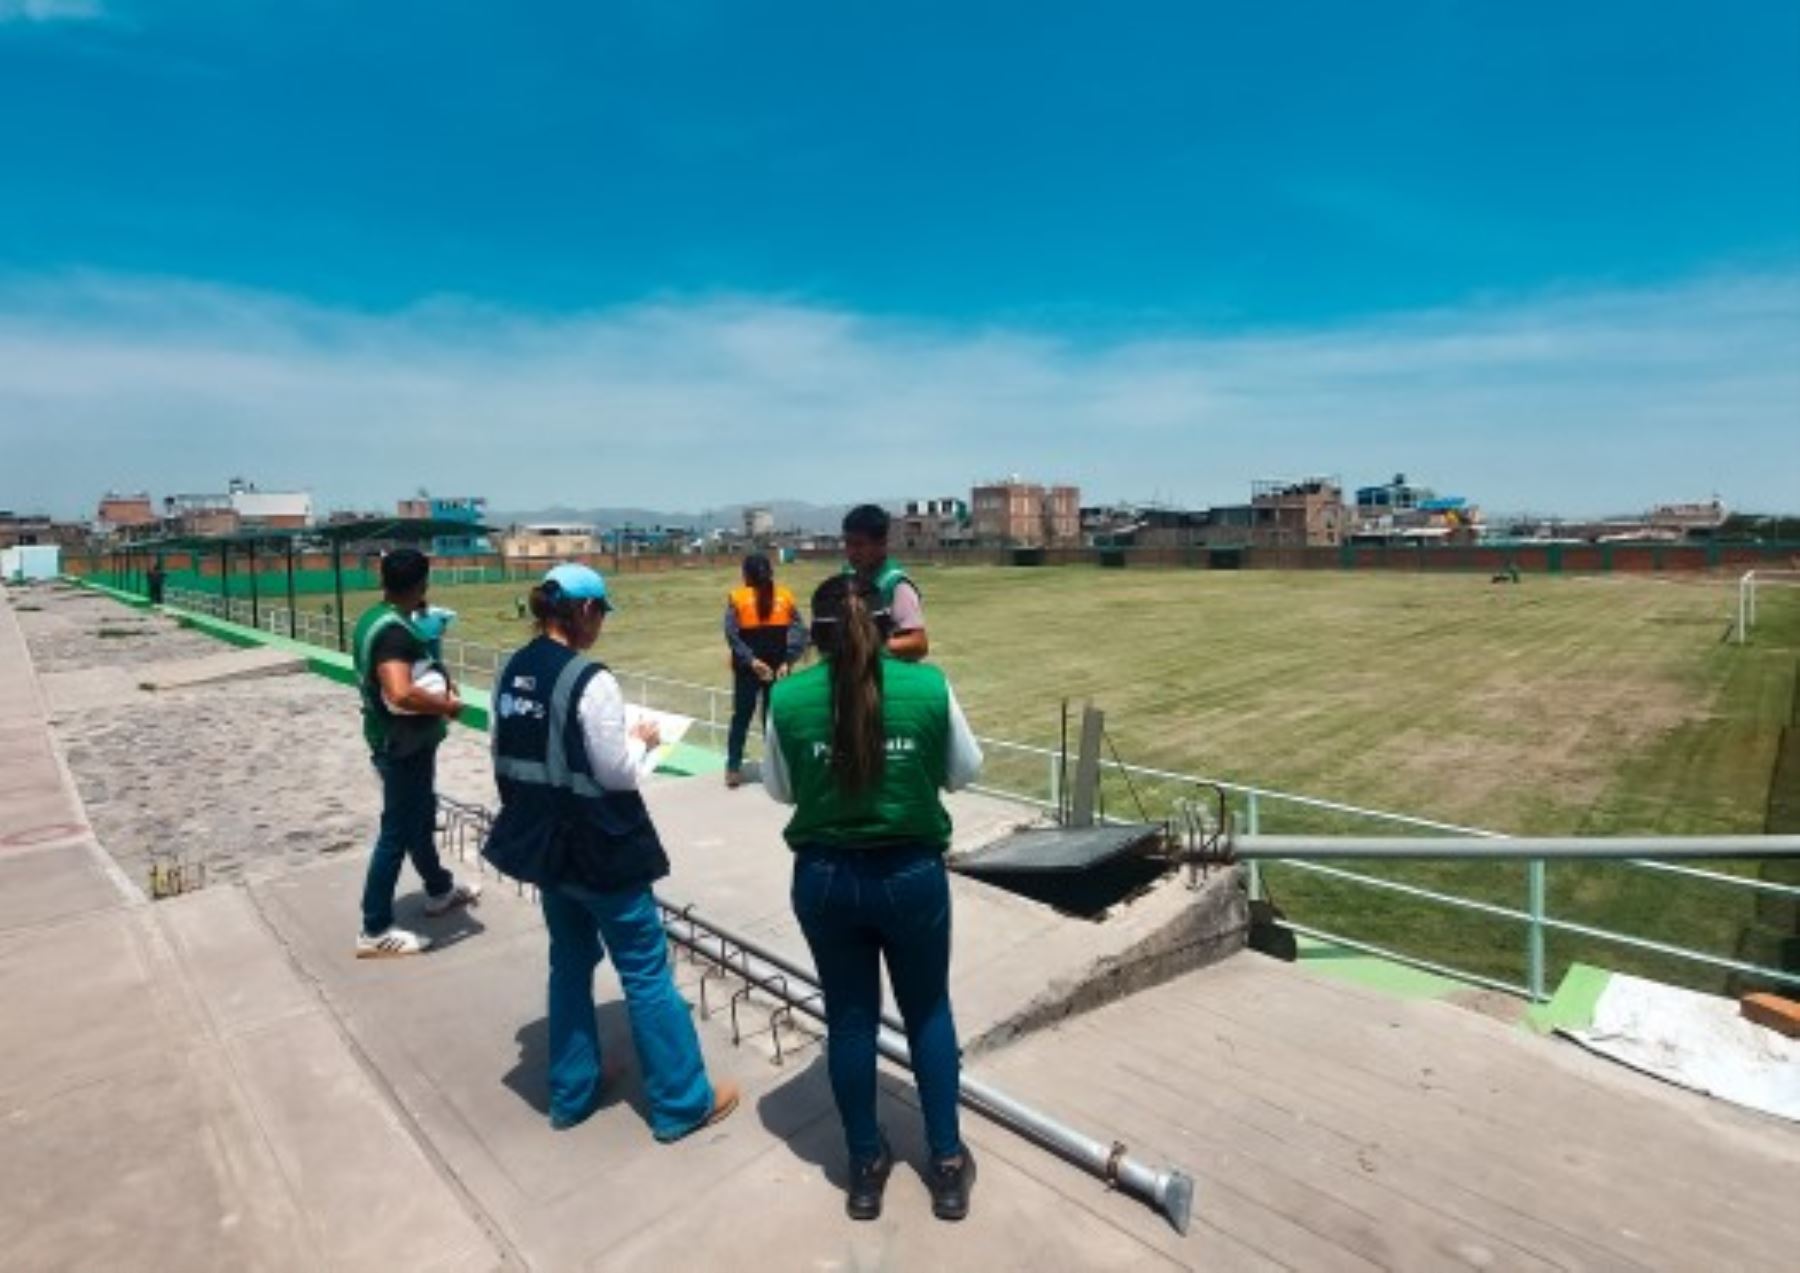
96, 492, 157, 536
970, 479, 1081, 548
1247, 477, 1345, 548
897, 498, 969, 552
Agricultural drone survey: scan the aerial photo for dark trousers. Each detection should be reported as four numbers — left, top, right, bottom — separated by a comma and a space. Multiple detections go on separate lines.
360, 747, 453, 935
726, 665, 773, 771
792, 847, 963, 1164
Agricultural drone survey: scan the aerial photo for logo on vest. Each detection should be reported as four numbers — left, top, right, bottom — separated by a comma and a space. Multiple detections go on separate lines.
497, 692, 546, 721
809, 735, 917, 760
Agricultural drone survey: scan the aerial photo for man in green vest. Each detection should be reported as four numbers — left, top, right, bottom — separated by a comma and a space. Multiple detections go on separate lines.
841, 503, 928, 661
351, 547, 481, 958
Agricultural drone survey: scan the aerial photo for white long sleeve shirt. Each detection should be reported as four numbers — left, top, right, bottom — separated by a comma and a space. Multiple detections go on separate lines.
577, 669, 649, 790
762, 683, 983, 805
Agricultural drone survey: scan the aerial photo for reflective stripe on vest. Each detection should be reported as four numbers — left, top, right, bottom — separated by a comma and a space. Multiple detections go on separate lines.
354, 604, 425, 675
492, 653, 610, 798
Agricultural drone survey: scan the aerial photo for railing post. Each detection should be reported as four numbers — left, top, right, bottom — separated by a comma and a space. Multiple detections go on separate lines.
1246, 791, 1263, 901
1527, 858, 1547, 1001
1048, 751, 1061, 814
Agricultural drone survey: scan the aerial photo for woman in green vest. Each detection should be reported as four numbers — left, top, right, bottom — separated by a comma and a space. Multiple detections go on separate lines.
763, 575, 983, 1223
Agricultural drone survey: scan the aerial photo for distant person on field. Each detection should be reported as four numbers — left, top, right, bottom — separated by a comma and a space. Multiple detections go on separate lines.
146, 559, 166, 605
352, 548, 481, 958
483, 563, 740, 1139
842, 503, 928, 661
763, 574, 983, 1222
722, 553, 807, 789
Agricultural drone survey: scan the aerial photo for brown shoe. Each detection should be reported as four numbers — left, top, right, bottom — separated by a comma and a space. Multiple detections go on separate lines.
706, 1080, 741, 1127
724, 770, 743, 789
655, 1080, 740, 1143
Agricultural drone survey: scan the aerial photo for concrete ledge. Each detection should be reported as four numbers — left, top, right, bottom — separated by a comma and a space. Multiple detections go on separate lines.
963, 867, 1248, 1054
74, 588, 499, 732
641, 778, 1249, 1056
61, 576, 151, 609
136, 646, 309, 692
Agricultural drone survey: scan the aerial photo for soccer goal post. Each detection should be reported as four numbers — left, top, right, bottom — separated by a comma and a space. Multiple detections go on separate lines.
1738, 568, 1800, 644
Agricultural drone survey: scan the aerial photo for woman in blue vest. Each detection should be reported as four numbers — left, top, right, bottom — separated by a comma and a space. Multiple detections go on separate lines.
763, 575, 984, 1222
483, 563, 738, 1139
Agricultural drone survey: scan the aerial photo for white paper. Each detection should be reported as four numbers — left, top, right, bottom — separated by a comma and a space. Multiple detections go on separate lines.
623, 706, 692, 773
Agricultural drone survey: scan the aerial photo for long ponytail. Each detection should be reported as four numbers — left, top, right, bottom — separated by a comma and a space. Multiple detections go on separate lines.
809, 575, 885, 796
743, 553, 775, 622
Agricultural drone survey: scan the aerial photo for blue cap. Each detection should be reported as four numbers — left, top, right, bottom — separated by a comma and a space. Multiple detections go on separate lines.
543, 563, 613, 611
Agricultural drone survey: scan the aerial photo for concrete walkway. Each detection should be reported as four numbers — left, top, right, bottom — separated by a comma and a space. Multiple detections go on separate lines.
8, 580, 1799, 1271
1, 584, 1189, 1270
0, 584, 500, 1271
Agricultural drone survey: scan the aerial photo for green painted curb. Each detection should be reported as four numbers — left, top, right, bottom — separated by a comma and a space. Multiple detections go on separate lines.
67, 577, 152, 609
73, 583, 735, 761
1524, 962, 1612, 1034
655, 740, 729, 777
147, 602, 498, 734
1293, 934, 1465, 1000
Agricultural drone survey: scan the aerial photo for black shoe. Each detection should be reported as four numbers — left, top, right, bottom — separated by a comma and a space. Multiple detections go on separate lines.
929, 1146, 976, 1221
846, 1139, 893, 1221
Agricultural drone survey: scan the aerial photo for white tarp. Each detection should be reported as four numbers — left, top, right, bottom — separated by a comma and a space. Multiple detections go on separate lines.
1563, 973, 1799, 1122
2, 545, 60, 582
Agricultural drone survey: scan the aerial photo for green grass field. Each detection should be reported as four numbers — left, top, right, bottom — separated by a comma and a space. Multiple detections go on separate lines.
313, 564, 1800, 995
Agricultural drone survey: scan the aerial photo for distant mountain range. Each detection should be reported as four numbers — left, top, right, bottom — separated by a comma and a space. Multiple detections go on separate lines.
489, 499, 896, 534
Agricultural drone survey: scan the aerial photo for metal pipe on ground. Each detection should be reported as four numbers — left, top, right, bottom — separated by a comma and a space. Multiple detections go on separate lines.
1231, 835, 1800, 861
657, 898, 1195, 1235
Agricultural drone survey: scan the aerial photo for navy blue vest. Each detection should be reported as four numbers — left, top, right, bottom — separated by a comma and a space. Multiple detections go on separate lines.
482, 636, 669, 892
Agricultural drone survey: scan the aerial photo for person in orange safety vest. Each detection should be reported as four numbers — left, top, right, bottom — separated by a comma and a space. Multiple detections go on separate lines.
723, 553, 808, 788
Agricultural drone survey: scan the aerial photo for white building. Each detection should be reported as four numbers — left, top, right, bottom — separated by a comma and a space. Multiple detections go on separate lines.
227, 478, 313, 527
743, 506, 775, 540
499, 523, 598, 559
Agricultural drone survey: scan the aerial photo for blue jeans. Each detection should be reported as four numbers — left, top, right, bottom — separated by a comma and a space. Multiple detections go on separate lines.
726, 666, 772, 771
361, 748, 453, 936
792, 847, 963, 1164
540, 880, 715, 1138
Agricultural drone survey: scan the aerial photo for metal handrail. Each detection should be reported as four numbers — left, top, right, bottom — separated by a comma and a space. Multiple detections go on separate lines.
1227, 834, 1800, 860
142, 581, 1800, 1000
659, 901, 1195, 1233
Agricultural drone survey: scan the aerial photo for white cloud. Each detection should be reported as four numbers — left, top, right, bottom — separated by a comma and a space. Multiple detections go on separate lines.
0, 0, 104, 23
1, 268, 1796, 518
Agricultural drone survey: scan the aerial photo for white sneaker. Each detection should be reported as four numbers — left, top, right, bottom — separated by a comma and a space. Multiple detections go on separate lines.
356, 927, 431, 958
424, 879, 483, 917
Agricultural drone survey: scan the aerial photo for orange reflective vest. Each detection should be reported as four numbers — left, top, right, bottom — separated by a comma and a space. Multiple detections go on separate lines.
730, 584, 797, 631
729, 584, 799, 668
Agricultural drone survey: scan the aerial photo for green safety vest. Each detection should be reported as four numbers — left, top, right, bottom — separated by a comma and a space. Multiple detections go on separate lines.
770, 656, 953, 850
843, 559, 918, 610
351, 602, 446, 755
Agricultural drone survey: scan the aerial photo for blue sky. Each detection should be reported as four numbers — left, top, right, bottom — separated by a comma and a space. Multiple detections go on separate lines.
1, 1, 1796, 517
